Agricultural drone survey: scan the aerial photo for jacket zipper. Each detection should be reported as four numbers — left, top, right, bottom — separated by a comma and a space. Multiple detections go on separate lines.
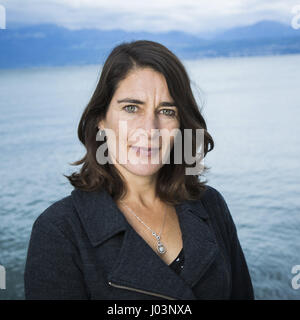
108, 281, 176, 300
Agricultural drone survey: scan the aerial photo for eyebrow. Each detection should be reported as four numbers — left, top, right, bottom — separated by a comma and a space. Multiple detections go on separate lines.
117, 98, 176, 107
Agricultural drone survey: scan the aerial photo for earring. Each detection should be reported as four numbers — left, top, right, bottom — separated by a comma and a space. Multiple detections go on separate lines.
98, 128, 105, 138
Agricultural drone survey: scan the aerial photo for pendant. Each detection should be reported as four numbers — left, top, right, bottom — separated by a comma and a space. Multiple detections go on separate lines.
157, 242, 166, 254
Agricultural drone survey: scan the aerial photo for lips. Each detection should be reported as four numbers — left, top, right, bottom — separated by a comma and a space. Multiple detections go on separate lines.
130, 146, 160, 157
131, 146, 160, 151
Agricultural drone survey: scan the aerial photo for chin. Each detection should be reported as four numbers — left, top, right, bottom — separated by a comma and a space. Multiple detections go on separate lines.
122, 163, 163, 177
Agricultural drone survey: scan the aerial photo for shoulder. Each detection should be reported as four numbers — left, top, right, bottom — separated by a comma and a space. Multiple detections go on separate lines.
201, 184, 229, 211
30, 192, 78, 241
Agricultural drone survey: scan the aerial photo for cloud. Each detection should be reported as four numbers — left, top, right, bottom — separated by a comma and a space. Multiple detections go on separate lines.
1, 0, 299, 33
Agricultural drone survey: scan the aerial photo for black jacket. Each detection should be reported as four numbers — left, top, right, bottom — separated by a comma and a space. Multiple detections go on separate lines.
24, 185, 254, 300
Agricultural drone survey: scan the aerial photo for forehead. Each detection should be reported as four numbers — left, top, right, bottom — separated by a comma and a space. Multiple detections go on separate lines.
113, 68, 172, 99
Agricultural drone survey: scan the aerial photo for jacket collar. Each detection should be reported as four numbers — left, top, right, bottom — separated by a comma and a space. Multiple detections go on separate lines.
71, 187, 209, 247
71, 187, 128, 247
71, 187, 218, 300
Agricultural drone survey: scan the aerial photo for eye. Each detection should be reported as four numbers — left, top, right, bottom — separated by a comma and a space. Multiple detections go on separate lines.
123, 105, 138, 113
160, 109, 176, 117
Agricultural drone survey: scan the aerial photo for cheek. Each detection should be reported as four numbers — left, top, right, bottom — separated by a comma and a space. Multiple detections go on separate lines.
104, 115, 125, 144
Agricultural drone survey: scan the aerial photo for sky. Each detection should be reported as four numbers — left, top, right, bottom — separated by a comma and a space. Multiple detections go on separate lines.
1, 0, 299, 34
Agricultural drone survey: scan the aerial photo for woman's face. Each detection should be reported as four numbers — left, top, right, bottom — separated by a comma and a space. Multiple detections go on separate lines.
98, 67, 180, 177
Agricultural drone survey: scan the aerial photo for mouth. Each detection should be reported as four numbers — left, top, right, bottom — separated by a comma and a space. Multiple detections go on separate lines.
130, 146, 161, 157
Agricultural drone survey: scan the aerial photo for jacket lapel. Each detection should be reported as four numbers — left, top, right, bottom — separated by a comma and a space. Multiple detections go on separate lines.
71, 188, 219, 300
177, 201, 220, 288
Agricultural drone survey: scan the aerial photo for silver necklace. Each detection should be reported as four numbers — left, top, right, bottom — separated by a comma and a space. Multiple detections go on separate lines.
120, 201, 168, 255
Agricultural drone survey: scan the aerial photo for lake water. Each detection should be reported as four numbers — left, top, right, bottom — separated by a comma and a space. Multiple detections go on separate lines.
0, 54, 300, 300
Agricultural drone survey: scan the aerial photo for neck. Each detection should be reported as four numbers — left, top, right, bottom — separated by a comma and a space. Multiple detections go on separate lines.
116, 167, 160, 210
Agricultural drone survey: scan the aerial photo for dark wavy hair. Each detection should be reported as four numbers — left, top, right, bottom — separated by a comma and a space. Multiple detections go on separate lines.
64, 40, 214, 205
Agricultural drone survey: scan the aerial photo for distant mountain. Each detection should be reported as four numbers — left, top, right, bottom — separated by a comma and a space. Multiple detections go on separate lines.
0, 20, 300, 69
215, 20, 300, 40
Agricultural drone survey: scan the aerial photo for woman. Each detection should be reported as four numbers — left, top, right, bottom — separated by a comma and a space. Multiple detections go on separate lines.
24, 40, 254, 300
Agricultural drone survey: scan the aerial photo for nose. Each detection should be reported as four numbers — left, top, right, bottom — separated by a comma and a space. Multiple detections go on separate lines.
140, 110, 160, 145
